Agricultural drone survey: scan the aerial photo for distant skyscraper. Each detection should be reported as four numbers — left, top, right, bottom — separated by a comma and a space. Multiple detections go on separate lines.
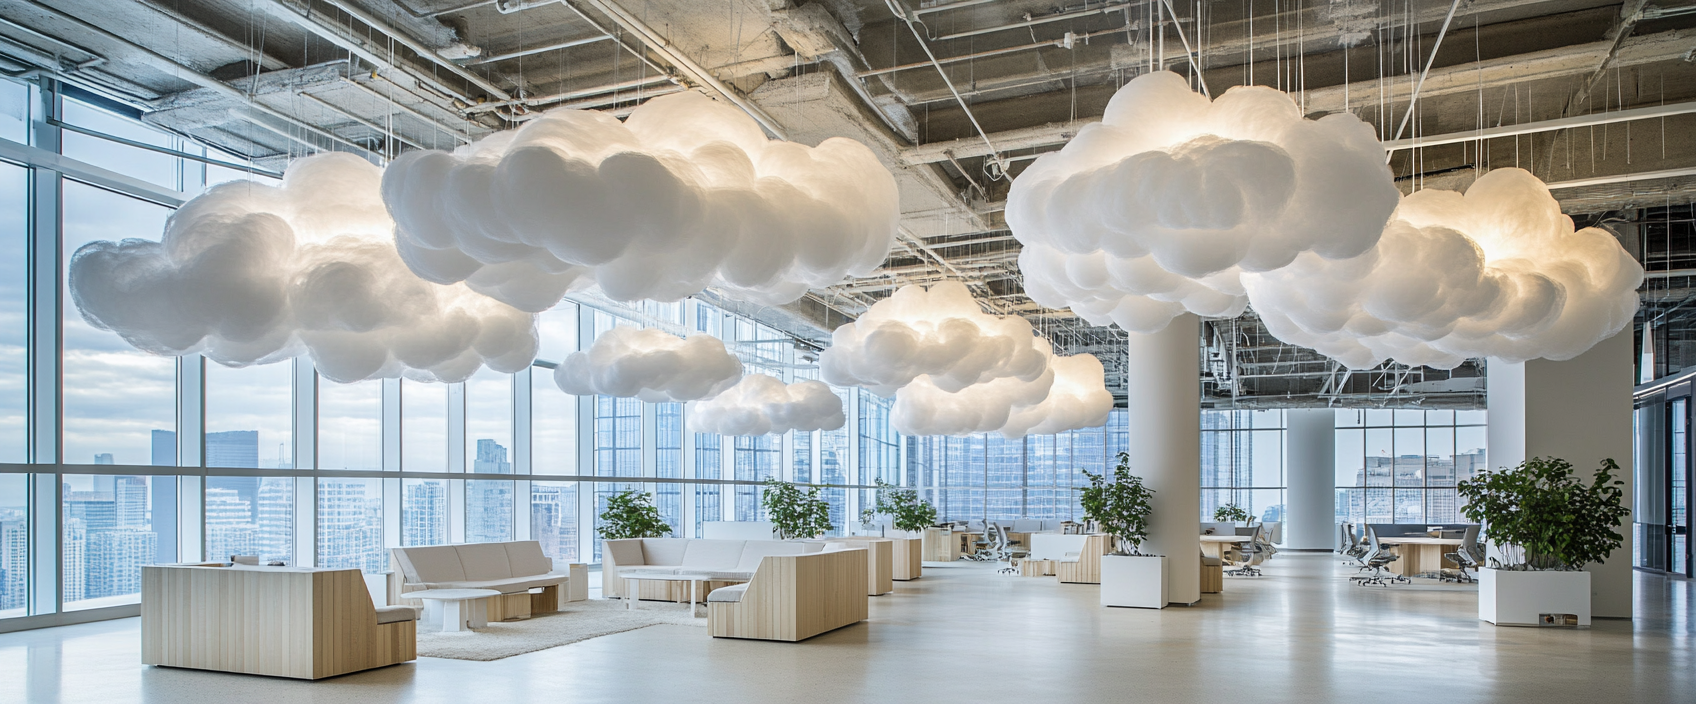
60, 521, 85, 603
1, 517, 26, 611
151, 430, 176, 466
255, 478, 293, 564
206, 430, 260, 469
85, 529, 155, 599
204, 488, 255, 562
93, 453, 113, 465
317, 480, 383, 574
403, 481, 447, 547
467, 439, 513, 544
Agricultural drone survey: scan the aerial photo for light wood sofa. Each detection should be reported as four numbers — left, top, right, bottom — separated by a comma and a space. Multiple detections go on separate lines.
142, 564, 415, 680
706, 548, 869, 642
390, 540, 582, 622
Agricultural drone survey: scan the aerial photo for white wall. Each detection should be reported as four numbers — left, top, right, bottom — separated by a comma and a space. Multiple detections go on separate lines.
1285, 408, 1336, 550
1487, 330, 1634, 619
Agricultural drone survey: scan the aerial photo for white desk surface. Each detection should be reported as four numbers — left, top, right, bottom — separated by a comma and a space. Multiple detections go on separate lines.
1200, 535, 1252, 543
1376, 536, 1465, 546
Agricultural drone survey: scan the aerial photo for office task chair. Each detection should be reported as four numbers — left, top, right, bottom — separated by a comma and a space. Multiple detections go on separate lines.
995, 523, 1029, 574
1441, 525, 1484, 583
1225, 523, 1273, 577
967, 525, 999, 562
1340, 523, 1370, 567
1349, 527, 1410, 587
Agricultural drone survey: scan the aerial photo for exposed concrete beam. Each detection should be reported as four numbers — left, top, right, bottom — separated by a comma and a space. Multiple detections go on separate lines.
1385, 100, 1696, 151
897, 29, 1696, 165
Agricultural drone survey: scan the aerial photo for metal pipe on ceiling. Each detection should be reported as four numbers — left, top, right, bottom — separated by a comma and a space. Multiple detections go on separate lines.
19, 0, 380, 160
317, 0, 512, 101
568, 0, 788, 139
259, 0, 477, 107
464, 74, 677, 113
857, 25, 1131, 78
464, 35, 616, 65
885, 0, 1006, 173
932, 3, 1135, 42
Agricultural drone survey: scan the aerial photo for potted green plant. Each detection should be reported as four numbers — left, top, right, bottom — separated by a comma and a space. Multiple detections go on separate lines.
1082, 452, 1165, 608
867, 479, 939, 537
1213, 503, 1252, 525
760, 478, 834, 540
598, 489, 672, 540
1456, 456, 1628, 626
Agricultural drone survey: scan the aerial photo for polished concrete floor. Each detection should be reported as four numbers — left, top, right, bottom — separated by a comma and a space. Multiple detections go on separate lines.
3, 554, 1692, 703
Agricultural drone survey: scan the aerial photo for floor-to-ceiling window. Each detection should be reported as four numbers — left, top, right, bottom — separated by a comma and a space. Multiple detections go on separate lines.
1199, 410, 1286, 523
1334, 409, 1487, 524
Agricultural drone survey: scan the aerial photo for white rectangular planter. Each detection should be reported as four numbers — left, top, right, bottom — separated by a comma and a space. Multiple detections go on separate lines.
1479, 568, 1591, 626
1100, 554, 1167, 609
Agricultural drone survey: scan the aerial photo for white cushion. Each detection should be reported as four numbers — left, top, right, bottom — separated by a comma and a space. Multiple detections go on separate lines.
455, 543, 513, 580
375, 605, 417, 624
680, 540, 746, 569
641, 538, 691, 566
706, 583, 748, 603
733, 541, 808, 572
503, 541, 552, 578
400, 545, 466, 583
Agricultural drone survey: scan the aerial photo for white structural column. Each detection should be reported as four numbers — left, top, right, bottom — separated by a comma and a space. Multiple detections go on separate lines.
1124, 315, 1201, 605
1284, 409, 1337, 550
1487, 330, 1634, 619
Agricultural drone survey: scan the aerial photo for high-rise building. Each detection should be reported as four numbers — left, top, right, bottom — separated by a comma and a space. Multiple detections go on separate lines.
317, 480, 383, 574
150, 430, 175, 467
60, 521, 85, 604
255, 478, 293, 565
93, 453, 113, 465
85, 529, 155, 599
467, 439, 513, 543
204, 488, 255, 562
206, 430, 260, 469
1, 517, 26, 612
403, 481, 446, 547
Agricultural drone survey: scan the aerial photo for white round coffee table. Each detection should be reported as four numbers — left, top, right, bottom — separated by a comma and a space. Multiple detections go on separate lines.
411, 588, 501, 633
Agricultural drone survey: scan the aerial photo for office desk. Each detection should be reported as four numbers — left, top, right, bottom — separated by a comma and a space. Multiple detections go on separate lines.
1200, 535, 1251, 560
1378, 536, 1464, 577
923, 527, 959, 562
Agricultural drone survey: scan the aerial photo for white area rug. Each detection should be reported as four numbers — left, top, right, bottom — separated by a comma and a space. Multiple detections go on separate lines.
416, 598, 706, 661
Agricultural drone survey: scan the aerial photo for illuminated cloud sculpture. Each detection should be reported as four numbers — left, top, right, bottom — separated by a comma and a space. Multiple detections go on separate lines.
381, 90, 900, 310
553, 326, 743, 402
1007, 71, 1400, 333
687, 374, 846, 436
890, 351, 1112, 438
67, 153, 537, 383
1242, 168, 1644, 369
817, 281, 1110, 437
818, 281, 1051, 395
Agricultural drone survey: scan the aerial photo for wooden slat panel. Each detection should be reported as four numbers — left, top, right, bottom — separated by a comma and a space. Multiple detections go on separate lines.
140, 564, 413, 680
708, 549, 868, 642
1057, 535, 1115, 584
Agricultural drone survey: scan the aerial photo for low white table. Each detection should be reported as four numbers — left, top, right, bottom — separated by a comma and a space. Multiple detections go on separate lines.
621, 572, 737, 618
411, 588, 500, 633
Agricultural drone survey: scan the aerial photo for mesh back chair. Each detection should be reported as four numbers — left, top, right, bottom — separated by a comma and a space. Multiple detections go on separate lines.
995, 523, 1028, 574
1225, 523, 1271, 577
1442, 525, 1484, 583
1349, 527, 1410, 586
1340, 523, 1370, 566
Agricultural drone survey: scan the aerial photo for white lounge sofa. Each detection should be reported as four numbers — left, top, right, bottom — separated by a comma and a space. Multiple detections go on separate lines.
602, 538, 826, 600
391, 540, 579, 620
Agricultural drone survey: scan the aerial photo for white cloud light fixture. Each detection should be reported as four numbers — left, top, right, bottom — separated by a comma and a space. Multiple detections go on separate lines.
1007, 71, 1401, 333
553, 325, 744, 402
1242, 168, 1644, 369
819, 280, 1052, 395
817, 281, 1112, 438
686, 374, 846, 436
381, 90, 900, 311
67, 153, 538, 384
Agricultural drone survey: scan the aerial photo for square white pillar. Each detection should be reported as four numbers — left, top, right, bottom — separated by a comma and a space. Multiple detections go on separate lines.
1486, 330, 1634, 619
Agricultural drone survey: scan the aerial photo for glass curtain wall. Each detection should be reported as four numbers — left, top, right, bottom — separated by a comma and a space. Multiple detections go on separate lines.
1199, 410, 1287, 523
925, 409, 1126, 522
0, 75, 1132, 629
1334, 409, 1487, 524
